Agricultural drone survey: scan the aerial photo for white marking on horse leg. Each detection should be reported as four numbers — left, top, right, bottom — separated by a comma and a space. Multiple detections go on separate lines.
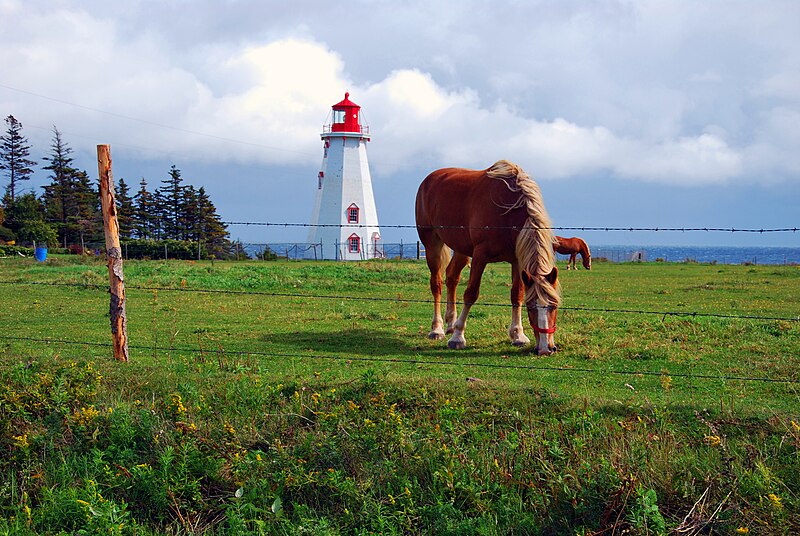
508, 304, 530, 346
535, 306, 552, 355
448, 303, 472, 349
444, 299, 458, 334
429, 298, 445, 339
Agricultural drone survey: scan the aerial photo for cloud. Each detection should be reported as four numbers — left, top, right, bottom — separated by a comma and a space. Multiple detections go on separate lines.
0, 0, 797, 190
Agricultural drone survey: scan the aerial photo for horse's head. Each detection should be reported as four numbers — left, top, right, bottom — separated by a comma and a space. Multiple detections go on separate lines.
583, 255, 592, 270
521, 267, 559, 356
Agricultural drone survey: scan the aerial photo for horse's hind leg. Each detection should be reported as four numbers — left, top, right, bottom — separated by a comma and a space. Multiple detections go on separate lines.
568, 253, 576, 270
424, 240, 449, 340
444, 252, 469, 335
508, 262, 531, 346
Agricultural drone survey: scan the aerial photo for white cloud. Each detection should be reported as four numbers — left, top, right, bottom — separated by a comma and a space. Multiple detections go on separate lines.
0, 0, 797, 190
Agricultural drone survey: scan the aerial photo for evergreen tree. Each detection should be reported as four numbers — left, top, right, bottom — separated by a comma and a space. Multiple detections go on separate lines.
158, 165, 185, 240
0, 115, 37, 203
40, 127, 101, 248
182, 184, 200, 241
116, 178, 134, 239
41, 126, 80, 246
71, 169, 102, 250
194, 186, 229, 256
132, 178, 155, 239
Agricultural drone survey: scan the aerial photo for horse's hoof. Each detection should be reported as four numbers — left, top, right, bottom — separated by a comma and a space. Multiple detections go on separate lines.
428, 331, 445, 340
448, 340, 466, 350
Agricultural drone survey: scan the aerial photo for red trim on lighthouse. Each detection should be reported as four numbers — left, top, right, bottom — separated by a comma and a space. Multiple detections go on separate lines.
348, 234, 361, 253
347, 203, 360, 223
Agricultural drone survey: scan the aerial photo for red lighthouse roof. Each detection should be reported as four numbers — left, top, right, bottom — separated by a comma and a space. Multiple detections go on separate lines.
333, 92, 360, 110
324, 92, 369, 137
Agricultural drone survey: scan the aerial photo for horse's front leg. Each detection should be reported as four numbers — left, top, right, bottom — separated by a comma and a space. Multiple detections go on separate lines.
568, 253, 576, 270
448, 256, 486, 350
508, 263, 530, 346
444, 253, 469, 335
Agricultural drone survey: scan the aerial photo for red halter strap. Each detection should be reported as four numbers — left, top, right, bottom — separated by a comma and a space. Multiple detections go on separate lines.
527, 304, 557, 335
532, 325, 557, 335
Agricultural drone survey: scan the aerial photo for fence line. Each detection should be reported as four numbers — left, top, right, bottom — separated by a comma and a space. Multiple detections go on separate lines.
224, 221, 800, 233
1, 280, 798, 323
0, 334, 797, 386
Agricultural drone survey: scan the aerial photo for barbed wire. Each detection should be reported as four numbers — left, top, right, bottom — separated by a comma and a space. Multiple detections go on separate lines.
0, 334, 797, 385
223, 221, 800, 233
1, 280, 798, 323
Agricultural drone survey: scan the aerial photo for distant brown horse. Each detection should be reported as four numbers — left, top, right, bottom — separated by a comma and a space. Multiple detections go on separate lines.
415, 160, 561, 355
554, 236, 591, 270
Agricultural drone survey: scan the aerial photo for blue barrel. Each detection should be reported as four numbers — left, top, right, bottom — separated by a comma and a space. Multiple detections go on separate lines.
34, 247, 48, 262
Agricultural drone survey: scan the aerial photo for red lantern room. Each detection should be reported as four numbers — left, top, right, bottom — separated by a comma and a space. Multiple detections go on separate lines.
327, 92, 368, 136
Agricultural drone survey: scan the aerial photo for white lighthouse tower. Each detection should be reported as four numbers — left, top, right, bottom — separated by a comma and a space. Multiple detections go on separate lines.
307, 92, 381, 260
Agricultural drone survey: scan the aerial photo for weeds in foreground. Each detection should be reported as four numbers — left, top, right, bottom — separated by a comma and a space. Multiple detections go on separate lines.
1, 355, 797, 535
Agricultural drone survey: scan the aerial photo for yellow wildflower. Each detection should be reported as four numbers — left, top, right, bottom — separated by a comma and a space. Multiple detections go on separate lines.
704, 435, 721, 447
74, 405, 101, 426
767, 493, 782, 509
12, 434, 29, 448
224, 422, 236, 436
169, 394, 187, 415
735, 528, 749, 534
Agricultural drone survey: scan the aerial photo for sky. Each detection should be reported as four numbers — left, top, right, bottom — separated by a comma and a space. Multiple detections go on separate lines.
1, 0, 799, 247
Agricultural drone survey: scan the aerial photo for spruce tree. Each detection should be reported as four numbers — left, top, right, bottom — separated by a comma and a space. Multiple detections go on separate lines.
41, 126, 79, 246
71, 169, 102, 250
158, 165, 185, 240
116, 178, 134, 239
182, 184, 200, 241
132, 178, 155, 240
194, 186, 229, 257
0, 115, 37, 203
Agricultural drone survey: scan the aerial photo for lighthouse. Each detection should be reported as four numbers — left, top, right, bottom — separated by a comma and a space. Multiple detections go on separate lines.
307, 92, 381, 260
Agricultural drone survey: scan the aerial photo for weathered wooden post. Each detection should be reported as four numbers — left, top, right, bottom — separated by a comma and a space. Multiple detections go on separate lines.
97, 145, 129, 362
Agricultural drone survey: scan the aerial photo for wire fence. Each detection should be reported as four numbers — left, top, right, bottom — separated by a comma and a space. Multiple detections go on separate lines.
0, 333, 796, 385
223, 221, 800, 233
0, 276, 798, 388
1, 280, 798, 323
1, 221, 798, 389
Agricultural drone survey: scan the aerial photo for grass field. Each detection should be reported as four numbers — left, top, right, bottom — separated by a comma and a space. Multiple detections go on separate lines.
1, 256, 798, 534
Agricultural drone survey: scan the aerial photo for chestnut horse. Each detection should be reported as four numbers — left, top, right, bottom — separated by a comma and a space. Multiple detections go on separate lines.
554, 236, 591, 270
415, 160, 561, 355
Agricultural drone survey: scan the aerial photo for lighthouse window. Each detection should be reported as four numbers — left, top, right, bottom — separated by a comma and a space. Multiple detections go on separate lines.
348, 235, 361, 253
347, 205, 360, 223
333, 109, 346, 124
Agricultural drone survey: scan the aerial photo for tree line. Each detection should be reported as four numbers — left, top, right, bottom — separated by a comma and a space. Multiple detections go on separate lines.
0, 115, 236, 259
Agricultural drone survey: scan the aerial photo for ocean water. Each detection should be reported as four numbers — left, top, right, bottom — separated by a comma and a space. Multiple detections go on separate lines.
243, 242, 800, 265
587, 245, 800, 265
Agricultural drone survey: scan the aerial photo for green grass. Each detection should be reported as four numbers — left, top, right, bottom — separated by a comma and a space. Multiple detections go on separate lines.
0, 256, 798, 534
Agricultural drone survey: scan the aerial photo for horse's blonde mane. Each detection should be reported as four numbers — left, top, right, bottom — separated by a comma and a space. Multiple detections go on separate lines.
486, 160, 561, 306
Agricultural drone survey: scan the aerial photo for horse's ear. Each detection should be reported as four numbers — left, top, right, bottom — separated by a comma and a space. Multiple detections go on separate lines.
520, 270, 534, 288
545, 266, 558, 285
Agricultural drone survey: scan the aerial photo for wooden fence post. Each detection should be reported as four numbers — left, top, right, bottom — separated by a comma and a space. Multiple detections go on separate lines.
97, 144, 129, 362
